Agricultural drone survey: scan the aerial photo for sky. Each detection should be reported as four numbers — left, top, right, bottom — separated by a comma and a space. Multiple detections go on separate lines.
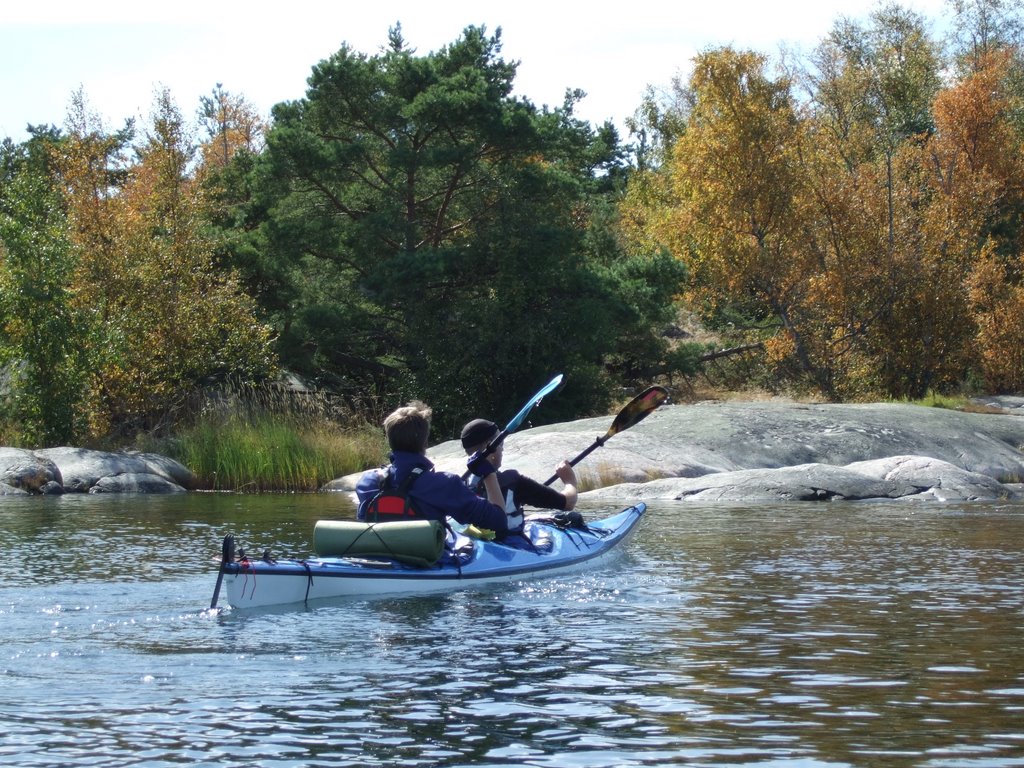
1, 0, 953, 144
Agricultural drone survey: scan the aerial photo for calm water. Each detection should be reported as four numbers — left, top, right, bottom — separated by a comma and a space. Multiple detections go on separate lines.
2, 492, 1024, 767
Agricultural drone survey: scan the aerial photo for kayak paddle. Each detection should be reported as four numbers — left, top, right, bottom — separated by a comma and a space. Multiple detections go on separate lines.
462, 373, 564, 479
543, 385, 670, 486
500, 373, 564, 438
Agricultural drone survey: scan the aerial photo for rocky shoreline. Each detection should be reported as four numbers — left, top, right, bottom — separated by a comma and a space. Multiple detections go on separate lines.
0, 446, 195, 494
415, 396, 1024, 504
5, 397, 1024, 502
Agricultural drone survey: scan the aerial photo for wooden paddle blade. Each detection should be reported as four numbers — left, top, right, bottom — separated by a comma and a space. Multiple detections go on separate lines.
543, 385, 670, 486
606, 385, 669, 437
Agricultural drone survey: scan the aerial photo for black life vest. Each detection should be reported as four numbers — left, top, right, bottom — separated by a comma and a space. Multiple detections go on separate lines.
364, 466, 425, 522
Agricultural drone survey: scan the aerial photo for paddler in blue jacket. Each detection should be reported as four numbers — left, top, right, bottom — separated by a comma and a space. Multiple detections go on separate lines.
355, 401, 508, 533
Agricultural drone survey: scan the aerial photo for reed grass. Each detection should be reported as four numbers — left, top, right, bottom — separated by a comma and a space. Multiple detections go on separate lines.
896, 391, 1006, 414
174, 415, 385, 492
169, 379, 388, 492
576, 463, 671, 492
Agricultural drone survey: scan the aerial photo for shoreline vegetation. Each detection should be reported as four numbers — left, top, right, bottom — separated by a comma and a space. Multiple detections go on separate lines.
6, 16, 1024, 483
141, 384, 1005, 494
170, 414, 385, 493
148, 381, 388, 493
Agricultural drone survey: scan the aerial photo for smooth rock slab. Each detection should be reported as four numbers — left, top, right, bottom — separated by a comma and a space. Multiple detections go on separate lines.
89, 472, 187, 494
581, 455, 1020, 503
845, 455, 1012, 502
0, 447, 62, 493
35, 447, 195, 493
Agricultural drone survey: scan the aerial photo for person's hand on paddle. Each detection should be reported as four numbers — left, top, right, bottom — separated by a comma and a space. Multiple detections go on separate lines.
553, 460, 577, 486
553, 460, 579, 510
543, 385, 669, 486
466, 451, 496, 478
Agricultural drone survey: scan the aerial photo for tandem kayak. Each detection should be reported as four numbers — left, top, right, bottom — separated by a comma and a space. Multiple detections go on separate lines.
211, 503, 646, 609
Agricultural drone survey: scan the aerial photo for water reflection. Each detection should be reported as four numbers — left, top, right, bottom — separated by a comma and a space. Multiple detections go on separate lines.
2, 495, 1024, 765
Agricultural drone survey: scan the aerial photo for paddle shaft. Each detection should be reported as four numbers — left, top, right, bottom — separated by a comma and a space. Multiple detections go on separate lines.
543, 433, 609, 485
209, 534, 234, 610
209, 569, 225, 611
565, 435, 608, 468
543, 385, 669, 486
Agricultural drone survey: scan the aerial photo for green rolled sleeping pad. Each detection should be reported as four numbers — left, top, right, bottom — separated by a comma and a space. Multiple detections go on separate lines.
313, 519, 445, 567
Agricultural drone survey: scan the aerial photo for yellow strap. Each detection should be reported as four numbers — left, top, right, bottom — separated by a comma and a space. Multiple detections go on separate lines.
464, 524, 496, 540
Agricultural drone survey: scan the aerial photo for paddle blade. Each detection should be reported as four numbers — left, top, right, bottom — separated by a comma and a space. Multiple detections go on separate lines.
503, 373, 564, 434
209, 534, 235, 610
606, 385, 669, 438
469, 375, 565, 480
543, 385, 669, 486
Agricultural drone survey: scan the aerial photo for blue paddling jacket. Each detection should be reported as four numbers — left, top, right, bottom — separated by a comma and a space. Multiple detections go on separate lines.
355, 451, 509, 534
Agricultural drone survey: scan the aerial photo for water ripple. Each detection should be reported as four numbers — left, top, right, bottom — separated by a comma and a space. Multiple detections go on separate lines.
3, 498, 1024, 765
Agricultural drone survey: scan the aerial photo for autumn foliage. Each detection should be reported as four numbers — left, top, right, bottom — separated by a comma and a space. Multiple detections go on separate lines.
0, 88, 273, 444
621, 6, 1024, 399
3, 10, 1024, 451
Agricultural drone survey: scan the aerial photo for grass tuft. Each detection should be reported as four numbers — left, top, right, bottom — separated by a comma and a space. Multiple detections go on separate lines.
897, 390, 1008, 414
576, 462, 672, 492
174, 415, 386, 492
167, 380, 388, 492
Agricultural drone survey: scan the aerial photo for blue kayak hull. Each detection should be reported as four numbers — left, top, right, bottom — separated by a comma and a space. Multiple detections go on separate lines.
216, 503, 646, 608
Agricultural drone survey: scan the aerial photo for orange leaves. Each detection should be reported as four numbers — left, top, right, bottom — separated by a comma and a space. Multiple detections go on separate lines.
933, 51, 1017, 177
620, 36, 1024, 398
197, 84, 266, 175
50, 89, 275, 437
967, 244, 1024, 392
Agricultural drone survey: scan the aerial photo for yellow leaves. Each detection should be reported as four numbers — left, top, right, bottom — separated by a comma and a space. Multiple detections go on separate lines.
966, 243, 1024, 392
763, 331, 795, 365
619, 40, 1024, 398
646, 49, 808, 313
49, 89, 275, 437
